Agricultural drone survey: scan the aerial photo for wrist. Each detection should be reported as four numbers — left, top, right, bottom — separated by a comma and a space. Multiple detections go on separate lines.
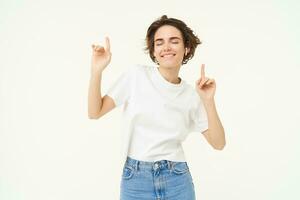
202, 98, 215, 107
90, 71, 102, 80
91, 68, 103, 76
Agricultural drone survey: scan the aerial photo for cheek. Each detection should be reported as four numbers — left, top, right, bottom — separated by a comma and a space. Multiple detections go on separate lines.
174, 45, 185, 53
153, 47, 161, 57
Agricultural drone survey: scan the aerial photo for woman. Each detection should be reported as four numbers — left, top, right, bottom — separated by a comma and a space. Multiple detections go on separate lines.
88, 15, 225, 200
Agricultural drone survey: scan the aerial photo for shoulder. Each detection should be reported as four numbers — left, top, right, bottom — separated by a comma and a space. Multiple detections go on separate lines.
119, 64, 154, 83
183, 83, 202, 108
128, 64, 156, 78
119, 64, 143, 78
183, 82, 197, 99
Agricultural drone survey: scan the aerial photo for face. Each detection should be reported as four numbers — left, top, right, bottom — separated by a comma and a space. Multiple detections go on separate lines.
153, 25, 187, 69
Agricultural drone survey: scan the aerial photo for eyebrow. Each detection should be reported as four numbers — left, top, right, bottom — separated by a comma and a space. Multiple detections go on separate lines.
154, 37, 182, 43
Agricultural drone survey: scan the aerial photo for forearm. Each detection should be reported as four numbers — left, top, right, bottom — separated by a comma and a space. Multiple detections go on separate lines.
203, 99, 226, 149
88, 72, 103, 118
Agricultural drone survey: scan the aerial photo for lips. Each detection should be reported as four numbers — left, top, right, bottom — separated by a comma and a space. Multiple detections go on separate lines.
161, 53, 176, 58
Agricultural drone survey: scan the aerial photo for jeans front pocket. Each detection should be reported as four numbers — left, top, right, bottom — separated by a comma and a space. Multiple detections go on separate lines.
172, 162, 189, 175
122, 164, 135, 180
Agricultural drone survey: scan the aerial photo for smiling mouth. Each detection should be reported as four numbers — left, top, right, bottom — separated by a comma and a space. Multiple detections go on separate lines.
161, 54, 176, 58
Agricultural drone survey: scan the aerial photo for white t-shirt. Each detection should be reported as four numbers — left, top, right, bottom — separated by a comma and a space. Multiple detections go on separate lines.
105, 64, 208, 162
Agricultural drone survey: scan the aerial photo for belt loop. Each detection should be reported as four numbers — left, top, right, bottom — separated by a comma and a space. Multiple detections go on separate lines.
135, 160, 139, 171
167, 161, 171, 170
170, 161, 174, 170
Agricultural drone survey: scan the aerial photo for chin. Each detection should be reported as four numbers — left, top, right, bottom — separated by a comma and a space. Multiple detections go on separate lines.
160, 61, 181, 68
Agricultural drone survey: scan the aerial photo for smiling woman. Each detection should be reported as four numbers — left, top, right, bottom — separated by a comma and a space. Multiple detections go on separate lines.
145, 15, 201, 65
88, 15, 225, 200
152, 25, 187, 72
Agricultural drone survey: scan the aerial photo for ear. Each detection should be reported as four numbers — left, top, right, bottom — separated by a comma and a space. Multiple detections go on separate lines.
185, 48, 190, 56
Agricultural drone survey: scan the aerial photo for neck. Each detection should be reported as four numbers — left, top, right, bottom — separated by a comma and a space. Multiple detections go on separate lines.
157, 65, 181, 84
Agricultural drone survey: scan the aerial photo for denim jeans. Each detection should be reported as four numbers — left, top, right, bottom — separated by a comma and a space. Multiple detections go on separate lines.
120, 156, 196, 200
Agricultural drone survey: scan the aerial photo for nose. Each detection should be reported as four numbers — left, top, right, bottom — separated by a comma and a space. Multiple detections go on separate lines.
162, 43, 171, 51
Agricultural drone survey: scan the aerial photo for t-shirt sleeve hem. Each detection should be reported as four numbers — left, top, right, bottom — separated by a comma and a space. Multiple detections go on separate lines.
105, 93, 120, 107
190, 120, 208, 134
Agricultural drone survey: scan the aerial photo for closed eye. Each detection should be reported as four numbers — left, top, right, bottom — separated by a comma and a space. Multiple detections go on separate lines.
156, 41, 179, 46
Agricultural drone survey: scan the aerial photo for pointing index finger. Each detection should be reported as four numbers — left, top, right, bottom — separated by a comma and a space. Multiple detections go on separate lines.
201, 64, 205, 79
105, 36, 110, 52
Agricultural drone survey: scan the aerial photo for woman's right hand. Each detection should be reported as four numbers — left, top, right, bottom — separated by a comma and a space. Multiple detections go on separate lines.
91, 37, 111, 74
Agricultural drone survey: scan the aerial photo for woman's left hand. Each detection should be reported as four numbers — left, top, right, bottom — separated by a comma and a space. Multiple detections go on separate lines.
195, 64, 216, 102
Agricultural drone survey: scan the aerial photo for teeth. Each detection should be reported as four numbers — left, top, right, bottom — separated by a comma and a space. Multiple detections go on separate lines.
162, 54, 175, 58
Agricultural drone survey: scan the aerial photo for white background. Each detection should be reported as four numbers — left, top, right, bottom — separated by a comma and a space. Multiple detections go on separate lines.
1, 0, 299, 199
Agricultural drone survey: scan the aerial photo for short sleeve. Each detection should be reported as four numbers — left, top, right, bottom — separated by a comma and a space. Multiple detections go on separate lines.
189, 93, 209, 133
105, 66, 136, 107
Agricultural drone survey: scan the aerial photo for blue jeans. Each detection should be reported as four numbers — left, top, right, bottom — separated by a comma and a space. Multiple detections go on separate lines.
120, 156, 196, 200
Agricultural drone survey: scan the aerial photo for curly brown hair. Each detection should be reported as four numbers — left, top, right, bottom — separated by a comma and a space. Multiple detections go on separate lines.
144, 15, 202, 65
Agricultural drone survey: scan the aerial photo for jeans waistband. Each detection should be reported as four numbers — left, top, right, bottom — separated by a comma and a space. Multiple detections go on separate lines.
125, 156, 186, 171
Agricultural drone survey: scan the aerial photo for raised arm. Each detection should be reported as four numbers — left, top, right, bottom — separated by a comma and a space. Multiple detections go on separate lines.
195, 64, 226, 150
88, 37, 115, 119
